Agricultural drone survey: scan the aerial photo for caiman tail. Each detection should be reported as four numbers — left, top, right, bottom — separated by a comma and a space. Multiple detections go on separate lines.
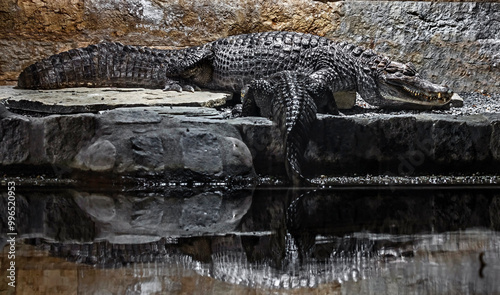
242, 71, 317, 185
17, 42, 210, 90
17, 42, 170, 89
271, 72, 317, 185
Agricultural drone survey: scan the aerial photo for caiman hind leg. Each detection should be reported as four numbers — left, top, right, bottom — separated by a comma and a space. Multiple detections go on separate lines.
164, 46, 214, 93
242, 72, 318, 185
163, 77, 201, 92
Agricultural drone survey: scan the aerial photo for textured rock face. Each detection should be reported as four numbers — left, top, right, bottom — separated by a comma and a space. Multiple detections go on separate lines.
233, 112, 500, 177
1, 88, 500, 179
331, 1, 500, 94
0, 106, 256, 180
305, 113, 500, 176
2, 87, 231, 114
0, 115, 30, 164
2, 105, 500, 180
1, 0, 497, 93
75, 140, 117, 172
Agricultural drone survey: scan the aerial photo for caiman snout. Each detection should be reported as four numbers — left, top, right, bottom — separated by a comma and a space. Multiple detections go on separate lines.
379, 61, 453, 106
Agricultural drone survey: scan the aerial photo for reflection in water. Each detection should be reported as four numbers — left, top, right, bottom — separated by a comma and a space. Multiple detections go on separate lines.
71, 188, 253, 243
1, 185, 500, 293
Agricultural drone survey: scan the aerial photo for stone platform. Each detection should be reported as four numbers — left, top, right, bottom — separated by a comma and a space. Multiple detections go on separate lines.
1, 87, 232, 114
1, 86, 499, 182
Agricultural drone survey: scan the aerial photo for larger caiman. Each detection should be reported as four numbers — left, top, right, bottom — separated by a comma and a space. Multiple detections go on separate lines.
17, 31, 453, 184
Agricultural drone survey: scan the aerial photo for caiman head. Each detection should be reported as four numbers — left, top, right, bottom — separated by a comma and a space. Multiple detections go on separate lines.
376, 60, 453, 106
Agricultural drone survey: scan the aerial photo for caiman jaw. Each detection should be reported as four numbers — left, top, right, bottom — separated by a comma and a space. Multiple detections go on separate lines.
396, 84, 453, 105
378, 61, 453, 106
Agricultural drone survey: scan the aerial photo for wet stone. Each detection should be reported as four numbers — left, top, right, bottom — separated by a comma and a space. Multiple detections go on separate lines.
180, 131, 224, 175
131, 136, 165, 169
0, 115, 30, 164
74, 140, 117, 172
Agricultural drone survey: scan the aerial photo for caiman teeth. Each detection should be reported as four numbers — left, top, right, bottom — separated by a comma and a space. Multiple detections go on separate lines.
403, 85, 444, 101
404, 86, 419, 97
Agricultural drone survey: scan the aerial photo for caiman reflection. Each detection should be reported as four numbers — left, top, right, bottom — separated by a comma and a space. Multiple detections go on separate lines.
1, 185, 500, 293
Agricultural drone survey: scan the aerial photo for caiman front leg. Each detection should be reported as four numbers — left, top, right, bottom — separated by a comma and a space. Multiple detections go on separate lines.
307, 68, 342, 115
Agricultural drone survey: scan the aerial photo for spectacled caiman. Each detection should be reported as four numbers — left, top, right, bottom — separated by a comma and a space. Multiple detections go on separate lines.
17, 31, 454, 184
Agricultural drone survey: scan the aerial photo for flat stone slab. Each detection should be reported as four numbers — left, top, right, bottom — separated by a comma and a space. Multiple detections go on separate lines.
0, 86, 232, 114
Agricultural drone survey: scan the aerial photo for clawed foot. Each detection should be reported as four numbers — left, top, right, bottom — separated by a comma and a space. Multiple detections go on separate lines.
163, 82, 200, 93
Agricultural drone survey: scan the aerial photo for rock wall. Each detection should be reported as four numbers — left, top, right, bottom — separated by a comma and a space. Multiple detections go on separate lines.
330, 1, 500, 94
238, 112, 500, 177
2, 102, 499, 179
0, 0, 498, 93
0, 106, 256, 181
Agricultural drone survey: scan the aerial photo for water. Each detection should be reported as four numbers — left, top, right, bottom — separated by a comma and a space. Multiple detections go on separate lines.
1, 182, 500, 294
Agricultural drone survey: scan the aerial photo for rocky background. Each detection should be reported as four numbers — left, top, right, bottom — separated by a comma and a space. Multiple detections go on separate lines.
0, 0, 498, 93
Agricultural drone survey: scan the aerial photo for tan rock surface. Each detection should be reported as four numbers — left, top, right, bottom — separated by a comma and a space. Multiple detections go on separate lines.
0, 0, 340, 84
0, 0, 498, 93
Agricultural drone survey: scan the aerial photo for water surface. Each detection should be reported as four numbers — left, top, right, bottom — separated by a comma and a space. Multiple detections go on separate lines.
1, 183, 500, 294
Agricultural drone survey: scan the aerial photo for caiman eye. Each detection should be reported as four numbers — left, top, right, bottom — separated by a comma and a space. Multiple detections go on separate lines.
385, 66, 399, 74
403, 63, 417, 76
385, 61, 405, 74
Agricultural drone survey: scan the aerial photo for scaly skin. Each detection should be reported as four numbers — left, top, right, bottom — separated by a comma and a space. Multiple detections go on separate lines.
242, 71, 318, 185
17, 31, 454, 183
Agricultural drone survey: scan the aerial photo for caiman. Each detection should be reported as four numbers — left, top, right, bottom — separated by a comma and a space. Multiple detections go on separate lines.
17, 31, 453, 184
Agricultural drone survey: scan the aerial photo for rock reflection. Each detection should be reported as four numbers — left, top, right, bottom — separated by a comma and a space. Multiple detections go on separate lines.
1, 186, 500, 293
72, 188, 253, 243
